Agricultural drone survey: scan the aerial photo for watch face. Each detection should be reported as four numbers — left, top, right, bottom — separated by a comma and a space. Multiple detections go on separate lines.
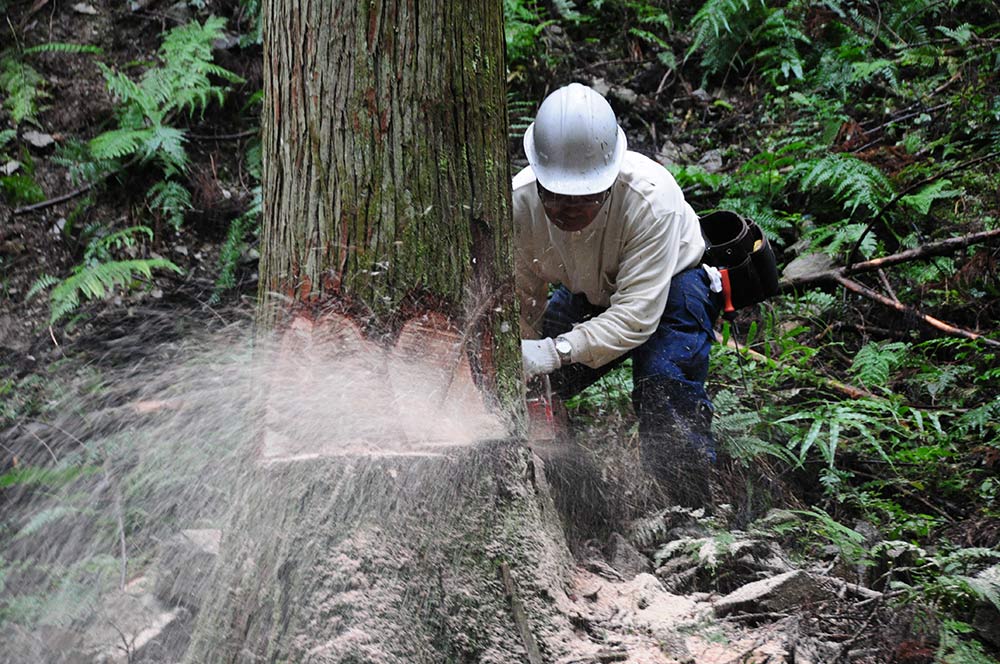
556, 339, 572, 355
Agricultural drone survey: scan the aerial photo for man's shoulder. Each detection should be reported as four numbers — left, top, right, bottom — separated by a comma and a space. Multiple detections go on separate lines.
617, 151, 686, 215
512, 165, 537, 193
620, 151, 677, 189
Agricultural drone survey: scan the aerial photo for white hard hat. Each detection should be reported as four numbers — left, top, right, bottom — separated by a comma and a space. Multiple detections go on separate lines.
523, 83, 627, 196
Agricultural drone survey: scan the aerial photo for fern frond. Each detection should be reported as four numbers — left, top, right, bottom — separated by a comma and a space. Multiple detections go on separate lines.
23, 43, 103, 55
27, 274, 59, 300
88, 127, 149, 161
795, 153, 894, 215
849, 341, 909, 388
84, 225, 154, 262
147, 180, 192, 230
212, 185, 261, 301
899, 179, 962, 215
47, 258, 182, 323
143, 125, 187, 174
0, 54, 47, 125
0, 128, 15, 149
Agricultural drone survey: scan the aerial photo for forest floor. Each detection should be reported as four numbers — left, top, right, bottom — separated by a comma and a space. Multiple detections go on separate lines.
2, 0, 999, 662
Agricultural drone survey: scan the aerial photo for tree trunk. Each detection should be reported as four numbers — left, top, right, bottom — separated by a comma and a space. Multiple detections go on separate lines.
184, 0, 576, 661
255, 0, 521, 411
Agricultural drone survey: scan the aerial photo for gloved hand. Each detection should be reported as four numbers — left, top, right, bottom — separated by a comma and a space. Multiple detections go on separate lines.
521, 338, 561, 378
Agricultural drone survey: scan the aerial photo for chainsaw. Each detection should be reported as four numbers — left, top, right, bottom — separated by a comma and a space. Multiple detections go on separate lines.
526, 375, 564, 441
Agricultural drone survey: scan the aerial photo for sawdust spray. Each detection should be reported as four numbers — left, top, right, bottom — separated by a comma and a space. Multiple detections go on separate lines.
0, 310, 522, 662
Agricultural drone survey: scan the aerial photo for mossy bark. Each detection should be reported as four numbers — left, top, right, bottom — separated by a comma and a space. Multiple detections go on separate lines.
184, 444, 573, 663
256, 0, 521, 412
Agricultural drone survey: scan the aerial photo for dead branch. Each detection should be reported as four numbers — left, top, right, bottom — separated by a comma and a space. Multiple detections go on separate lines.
782, 227, 1000, 290
717, 334, 882, 401
846, 151, 1000, 264
834, 274, 1000, 348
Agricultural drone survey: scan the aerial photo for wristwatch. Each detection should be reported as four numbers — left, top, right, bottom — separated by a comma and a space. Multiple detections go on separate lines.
554, 336, 573, 365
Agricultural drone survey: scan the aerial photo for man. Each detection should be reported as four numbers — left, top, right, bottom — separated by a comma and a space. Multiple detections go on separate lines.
513, 83, 721, 507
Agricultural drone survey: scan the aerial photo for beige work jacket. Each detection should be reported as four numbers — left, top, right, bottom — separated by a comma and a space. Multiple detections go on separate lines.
513, 151, 705, 368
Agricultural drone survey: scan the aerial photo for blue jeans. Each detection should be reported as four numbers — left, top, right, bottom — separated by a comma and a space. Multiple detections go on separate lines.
543, 267, 721, 503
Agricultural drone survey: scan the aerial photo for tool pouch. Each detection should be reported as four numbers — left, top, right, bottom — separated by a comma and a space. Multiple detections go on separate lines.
700, 211, 780, 318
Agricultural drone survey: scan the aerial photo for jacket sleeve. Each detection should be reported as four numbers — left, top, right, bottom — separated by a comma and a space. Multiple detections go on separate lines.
560, 211, 683, 368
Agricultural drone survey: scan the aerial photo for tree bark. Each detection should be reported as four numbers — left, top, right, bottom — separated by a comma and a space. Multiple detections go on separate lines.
184, 1, 578, 661
255, 0, 521, 410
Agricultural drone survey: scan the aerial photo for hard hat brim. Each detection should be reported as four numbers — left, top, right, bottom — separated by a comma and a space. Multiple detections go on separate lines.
523, 124, 627, 196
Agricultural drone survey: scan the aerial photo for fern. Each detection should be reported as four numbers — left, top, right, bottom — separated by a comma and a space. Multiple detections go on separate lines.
22, 43, 103, 56
85, 225, 154, 261
212, 185, 261, 302
899, 179, 962, 216
795, 153, 894, 216
712, 389, 796, 464
849, 341, 910, 388
89, 18, 243, 230
687, 0, 757, 60
45, 259, 182, 324
147, 180, 192, 230
30, 226, 180, 323
0, 53, 46, 126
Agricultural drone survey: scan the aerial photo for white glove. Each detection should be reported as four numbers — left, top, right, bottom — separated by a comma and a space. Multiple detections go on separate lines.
521, 338, 561, 378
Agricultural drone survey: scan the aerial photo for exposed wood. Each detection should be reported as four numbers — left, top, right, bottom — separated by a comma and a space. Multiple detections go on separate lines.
834, 274, 1000, 348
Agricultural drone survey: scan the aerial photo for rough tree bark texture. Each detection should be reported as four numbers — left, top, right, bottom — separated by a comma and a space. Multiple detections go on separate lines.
256, 0, 521, 408
184, 0, 577, 661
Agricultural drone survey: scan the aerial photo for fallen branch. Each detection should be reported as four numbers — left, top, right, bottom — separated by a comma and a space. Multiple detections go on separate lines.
13, 181, 95, 215
834, 274, 1000, 348
718, 333, 882, 401
846, 151, 1000, 265
781, 227, 1000, 291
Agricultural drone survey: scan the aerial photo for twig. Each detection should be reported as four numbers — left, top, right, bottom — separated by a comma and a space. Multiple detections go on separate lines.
834, 274, 1000, 348
24, 426, 59, 464
13, 181, 95, 215
13, 155, 139, 216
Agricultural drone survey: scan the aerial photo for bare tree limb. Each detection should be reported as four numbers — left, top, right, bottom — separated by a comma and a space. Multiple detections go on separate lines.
833, 274, 1000, 348
781, 227, 1000, 291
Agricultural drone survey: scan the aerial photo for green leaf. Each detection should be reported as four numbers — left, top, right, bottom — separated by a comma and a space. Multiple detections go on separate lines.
899, 179, 962, 215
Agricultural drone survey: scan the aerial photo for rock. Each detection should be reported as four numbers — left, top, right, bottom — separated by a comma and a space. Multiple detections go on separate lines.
72, 3, 98, 13
154, 528, 221, 610
972, 564, 1000, 648
697, 149, 724, 173
22, 131, 55, 148
2, 160, 21, 175
606, 532, 651, 578
655, 140, 697, 166
713, 570, 834, 617
782, 252, 836, 281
